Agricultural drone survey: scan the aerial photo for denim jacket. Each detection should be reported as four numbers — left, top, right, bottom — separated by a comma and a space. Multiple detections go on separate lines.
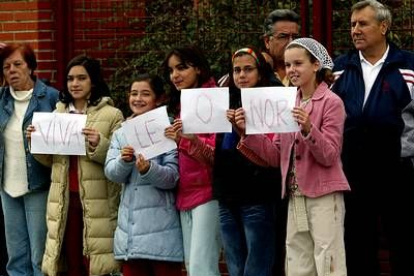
0, 78, 59, 191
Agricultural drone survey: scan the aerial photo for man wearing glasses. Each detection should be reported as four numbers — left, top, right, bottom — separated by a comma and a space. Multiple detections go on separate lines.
263, 9, 300, 86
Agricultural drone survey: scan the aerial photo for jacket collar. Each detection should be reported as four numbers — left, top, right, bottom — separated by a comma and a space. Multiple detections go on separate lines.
3, 77, 45, 98
296, 81, 329, 115
347, 42, 404, 68
56, 96, 113, 113
32, 77, 47, 98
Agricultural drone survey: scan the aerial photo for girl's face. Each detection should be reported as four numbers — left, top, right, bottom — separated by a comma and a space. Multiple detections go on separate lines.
284, 47, 319, 88
67, 65, 92, 102
232, 54, 260, 88
129, 81, 159, 116
168, 54, 200, 91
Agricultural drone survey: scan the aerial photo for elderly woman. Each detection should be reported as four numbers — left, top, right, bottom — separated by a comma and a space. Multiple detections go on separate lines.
0, 41, 7, 276
0, 43, 59, 276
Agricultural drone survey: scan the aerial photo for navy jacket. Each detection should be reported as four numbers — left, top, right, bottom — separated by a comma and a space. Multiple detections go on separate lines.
331, 42, 414, 172
213, 86, 282, 205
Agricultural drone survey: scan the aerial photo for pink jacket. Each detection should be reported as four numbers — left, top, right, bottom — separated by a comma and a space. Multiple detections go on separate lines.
176, 78, 217, 210
239, 82, 350, 198
176, 134, 215, 210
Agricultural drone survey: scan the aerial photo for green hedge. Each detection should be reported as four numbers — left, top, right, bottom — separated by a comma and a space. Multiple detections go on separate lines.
108, 0, 300, 114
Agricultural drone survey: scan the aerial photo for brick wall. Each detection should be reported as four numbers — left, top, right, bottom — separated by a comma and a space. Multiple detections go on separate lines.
0, 0, 57, 83
0, 0, 144, 87
69, 0, 144, 83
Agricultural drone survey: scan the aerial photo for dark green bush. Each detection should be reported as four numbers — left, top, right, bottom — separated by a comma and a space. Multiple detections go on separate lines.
108, 0, 300, 114
109, 0, 413, 115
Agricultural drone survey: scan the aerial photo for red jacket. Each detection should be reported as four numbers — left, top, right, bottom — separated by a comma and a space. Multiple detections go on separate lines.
239, 82, 350, 198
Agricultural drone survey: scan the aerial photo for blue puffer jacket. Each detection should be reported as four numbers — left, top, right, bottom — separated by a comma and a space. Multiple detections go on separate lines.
332, 42, 414, 167
104, 127, 183, 262
0, 78, 58, 191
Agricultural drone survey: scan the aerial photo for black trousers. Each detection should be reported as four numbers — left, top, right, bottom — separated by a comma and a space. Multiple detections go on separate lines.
272, 196, 288, 276
344, 157, 414, 276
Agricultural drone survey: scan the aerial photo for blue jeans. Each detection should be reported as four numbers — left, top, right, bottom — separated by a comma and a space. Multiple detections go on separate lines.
1, 190, 48, 276
180, 200, 221, 276
219, 202, 275, 276
0, 197, 8, 276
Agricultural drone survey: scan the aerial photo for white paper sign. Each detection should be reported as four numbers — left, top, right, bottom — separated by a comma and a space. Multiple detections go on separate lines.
241, 87, 299, 134
122, 106, 176, 159
181, 87, 231, 133
31, 112, 87, 155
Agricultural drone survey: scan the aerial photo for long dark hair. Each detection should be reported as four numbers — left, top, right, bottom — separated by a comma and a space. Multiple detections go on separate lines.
162, 45, 212, 117
60, 55, 110, 106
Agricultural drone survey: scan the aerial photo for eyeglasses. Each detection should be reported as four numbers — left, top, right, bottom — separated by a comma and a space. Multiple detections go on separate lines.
233, 66, 257, 75
271, 33, 300, 42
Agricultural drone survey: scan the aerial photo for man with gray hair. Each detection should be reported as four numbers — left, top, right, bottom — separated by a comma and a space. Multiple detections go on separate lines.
217, 9, 298, 88
263, 9, 300, 86
331, 1, 414, 275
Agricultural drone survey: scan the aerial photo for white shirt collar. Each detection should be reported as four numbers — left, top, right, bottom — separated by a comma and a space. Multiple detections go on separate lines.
9, 86, 33, 102
359, 45, 389, 66
68, 102, 86, 114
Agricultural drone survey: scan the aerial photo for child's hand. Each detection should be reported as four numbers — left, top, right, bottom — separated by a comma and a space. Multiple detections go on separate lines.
165, 119, 196, 143
82, 127, 100, 147
234, 108, 247, 137
26, 124, 36, 143
136, 153, 150, 174
165, 124, 180, 143
292, 107, 311, 136
227, 109, 235, 124
121, 146, 135, 162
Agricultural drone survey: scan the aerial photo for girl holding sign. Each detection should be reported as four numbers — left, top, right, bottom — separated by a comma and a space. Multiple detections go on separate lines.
27, 55, 124, 276
212, 46, 282, 276
104, 74, 183, 276
235, 38, 350, 276
163, 45, 222, 276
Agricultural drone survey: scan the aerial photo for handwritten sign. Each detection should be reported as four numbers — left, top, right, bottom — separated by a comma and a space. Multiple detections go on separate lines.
122, 105, 176, 159
241, 87, 299, 134
181, 87, 232, 133
31, 112, 87, 155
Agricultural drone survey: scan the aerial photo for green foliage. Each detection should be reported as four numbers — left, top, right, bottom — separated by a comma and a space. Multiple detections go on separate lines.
386, 0, 414, 50
108, 0, 300, 113
108, 0, 414, 114
331, 0, 414, 58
